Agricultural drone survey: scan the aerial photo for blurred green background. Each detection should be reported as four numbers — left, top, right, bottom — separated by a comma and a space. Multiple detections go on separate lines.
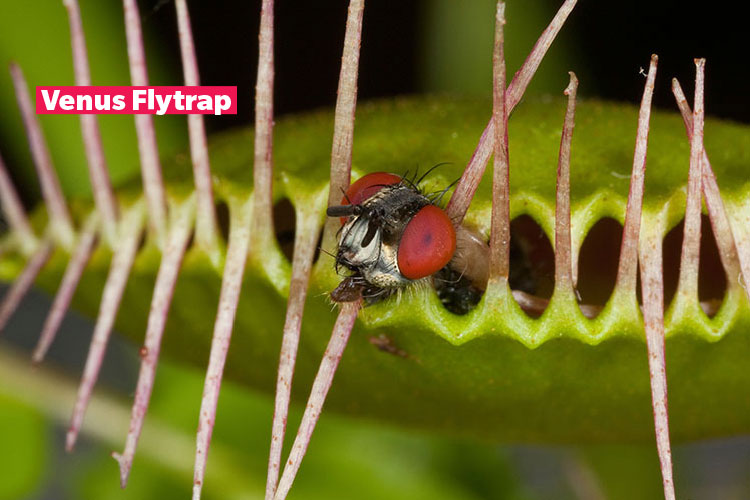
1, 1, 749, 499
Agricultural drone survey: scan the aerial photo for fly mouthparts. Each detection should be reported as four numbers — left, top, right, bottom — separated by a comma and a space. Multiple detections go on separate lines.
326, 204, 362, 218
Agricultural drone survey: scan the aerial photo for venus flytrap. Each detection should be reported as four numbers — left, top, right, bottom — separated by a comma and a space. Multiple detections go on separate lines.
1, 0, 750, 499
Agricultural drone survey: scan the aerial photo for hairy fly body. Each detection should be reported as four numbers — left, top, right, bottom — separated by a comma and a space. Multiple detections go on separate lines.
327, 173, 457, 303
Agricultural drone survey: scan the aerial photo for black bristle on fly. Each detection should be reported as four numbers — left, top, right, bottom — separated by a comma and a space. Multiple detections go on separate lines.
435, 235, 538, 315
434, 267, 483, 315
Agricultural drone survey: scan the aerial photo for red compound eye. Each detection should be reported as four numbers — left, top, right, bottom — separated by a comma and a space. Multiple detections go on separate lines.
339, 172, 401, 224
397, 205, 456, 280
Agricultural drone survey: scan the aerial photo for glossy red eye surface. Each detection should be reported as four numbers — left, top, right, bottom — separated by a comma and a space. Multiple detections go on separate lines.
339, 172, 401, 224
397, 205, 456, 280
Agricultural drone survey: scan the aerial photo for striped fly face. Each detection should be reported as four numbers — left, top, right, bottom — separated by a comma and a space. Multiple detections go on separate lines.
328, 177, 456, 303
337, 207, 408, 290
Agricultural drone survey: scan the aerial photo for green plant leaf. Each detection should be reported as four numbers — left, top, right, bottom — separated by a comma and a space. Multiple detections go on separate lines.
0, 395, 47, 500
3, 95, 749, 443
0, 347, 535, 500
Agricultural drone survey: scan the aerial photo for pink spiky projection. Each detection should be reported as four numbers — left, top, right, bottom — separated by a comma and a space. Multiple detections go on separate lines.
4, 1, 739, 499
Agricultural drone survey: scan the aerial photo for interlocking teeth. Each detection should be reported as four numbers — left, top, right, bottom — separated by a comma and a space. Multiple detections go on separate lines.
63, 0, 119, 242
192, 198, 253, 500
488, 2, 510, 291
123, 0, 168, 243
671, 78, 747, 303
0, 0, 744, 499
675, 59, 708, 308
552, 72, 578, 304
614, 55, 658, 304
0, 240, 52, 332
32, 214, 98, 364
9, 63, 74, 250
114, 197, 195, 488
268, 0, 364, 497
66, 203, 145, 452
629, 54, 666, 499
445, 0, 578, 224
266, 203, 320, 500
175, 0, 219, 255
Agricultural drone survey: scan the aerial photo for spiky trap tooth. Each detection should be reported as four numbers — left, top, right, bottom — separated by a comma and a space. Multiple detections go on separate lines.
123, 0, 168, 242
66, 205, 144, 451
248, 0, 291, 495
671, 78, 745, 300
62, 0, 119, 237
269, 1, 366, 496
445, 0, 578, 224
640, 222, 675, 500
673, 59, 707, 307
33, 215, 98, 363
273, 300, 361, 500
643, 58, 710, 500
487, 1, 510, 289
175, 0, 219, 255
9, 63, 74, 249
114, 198, 194, 488
0, 241, 52, 332
614, 54, 658, 302
192, 200, 252, 500
252, 0, 276, 261
505, 0, 577, 110
321, 0, 366, 251
553, 72, 578, 299
266, 206, 318, 499
618, 53, 676, 498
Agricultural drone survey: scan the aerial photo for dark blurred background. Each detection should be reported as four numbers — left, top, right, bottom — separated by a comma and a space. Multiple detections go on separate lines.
2, 0, 749, 203
159, 0, 750, 129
